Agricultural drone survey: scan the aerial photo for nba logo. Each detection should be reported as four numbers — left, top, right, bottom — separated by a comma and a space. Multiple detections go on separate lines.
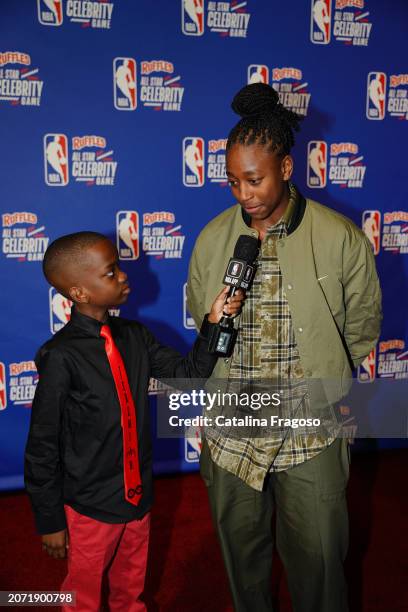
366, 72, 387, 120
37, 0, 63, 26
307, 141, 327, 188
183, 283, 196, 329
44, 134, 69, 186
362, 210, 381, 255
117, 211, 139, 260
247, 65, 269, 85
183, 137, 205, 187
357, 347, 377, 383
49, 288, 72, 334
113, 58, 137, 111
0, 362, 7, 411
310, 0, 331, 44
185, 429, 202, 462
181, 0, 204, 36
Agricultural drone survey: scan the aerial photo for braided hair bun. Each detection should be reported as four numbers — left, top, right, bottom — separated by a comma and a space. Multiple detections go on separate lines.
231, 83, 280, 119
227, 83, 303, 155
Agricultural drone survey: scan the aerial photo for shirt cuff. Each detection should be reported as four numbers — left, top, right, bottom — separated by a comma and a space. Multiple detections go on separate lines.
35, 507, 67, 535
199, 314, 217, 339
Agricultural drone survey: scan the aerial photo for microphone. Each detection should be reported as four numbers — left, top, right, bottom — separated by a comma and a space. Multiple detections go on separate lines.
209, 235, 259, 357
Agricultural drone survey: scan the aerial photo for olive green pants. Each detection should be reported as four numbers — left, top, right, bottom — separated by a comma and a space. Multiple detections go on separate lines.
200, 439, 350, 612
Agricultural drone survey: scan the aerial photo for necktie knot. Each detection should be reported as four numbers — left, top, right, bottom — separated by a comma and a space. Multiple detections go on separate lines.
100, 324, 112, 340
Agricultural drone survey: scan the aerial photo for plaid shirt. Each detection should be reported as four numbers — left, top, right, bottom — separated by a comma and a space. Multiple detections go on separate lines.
207, 185, 333, 491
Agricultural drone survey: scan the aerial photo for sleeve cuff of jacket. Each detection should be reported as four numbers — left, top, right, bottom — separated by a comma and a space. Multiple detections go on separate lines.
35, 507, 67, 535
199, 314, 217, 339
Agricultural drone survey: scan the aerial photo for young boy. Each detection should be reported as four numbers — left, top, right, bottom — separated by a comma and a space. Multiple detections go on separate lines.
24, 231, 243, 611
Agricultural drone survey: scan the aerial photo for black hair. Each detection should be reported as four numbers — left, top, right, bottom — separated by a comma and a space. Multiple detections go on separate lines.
43, 231, 108, 287
226, 83, 303, 156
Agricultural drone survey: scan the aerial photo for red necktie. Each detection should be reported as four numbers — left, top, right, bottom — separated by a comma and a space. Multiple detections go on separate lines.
100, 324, 142, 506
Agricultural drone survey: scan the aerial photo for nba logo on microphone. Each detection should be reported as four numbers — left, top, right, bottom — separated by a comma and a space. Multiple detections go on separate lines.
49, 288, 72, 334
0, 362, 7, 411
37, 0, 64, 26
113, 58, 137, 111
183, 138, 205, 187
307, 141, 327, 188
116, 211, 139, 260
247, 65, 269, 85
366, 72, 387, 120
310, 0, 331, 44
181, 0, 204, 36
362, 210, 381, 256
357, 347, 377, 383
44, 134, 69, 186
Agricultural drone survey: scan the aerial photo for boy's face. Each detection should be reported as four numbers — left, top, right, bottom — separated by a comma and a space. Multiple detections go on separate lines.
70, 239, 130, 308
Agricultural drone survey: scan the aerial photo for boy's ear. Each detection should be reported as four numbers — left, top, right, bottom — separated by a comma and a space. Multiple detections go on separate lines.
68, 286, 89, 304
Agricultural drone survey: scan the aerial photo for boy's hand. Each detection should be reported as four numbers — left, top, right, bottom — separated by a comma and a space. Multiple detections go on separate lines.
41, 529, 68, 559
208, 287, 245, 323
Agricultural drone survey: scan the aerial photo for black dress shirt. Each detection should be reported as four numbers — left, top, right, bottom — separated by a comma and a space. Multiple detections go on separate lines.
25, 308, 217, 534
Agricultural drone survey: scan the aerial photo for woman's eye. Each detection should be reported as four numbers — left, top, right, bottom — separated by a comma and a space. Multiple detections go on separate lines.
106, 270, 114, 277
228, 180, 237, 187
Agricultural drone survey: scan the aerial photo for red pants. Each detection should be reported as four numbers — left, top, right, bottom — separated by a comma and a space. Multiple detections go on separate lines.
61, 505, 150, 612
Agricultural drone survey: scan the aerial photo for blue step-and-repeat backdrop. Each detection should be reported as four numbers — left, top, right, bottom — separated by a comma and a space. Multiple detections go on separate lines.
0, 0, 407, 490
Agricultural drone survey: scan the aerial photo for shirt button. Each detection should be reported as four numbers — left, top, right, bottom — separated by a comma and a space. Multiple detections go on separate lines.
298, 327, 303, 333
287, 283, 293, 290
224, 358, 229, 363
278, 240, 284, 247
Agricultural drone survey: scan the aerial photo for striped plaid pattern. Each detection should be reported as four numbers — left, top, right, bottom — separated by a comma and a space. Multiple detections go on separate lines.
207, 185, 333, 491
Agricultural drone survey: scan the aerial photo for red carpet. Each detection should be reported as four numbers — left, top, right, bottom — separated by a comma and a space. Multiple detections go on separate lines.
0, 449, 406, 611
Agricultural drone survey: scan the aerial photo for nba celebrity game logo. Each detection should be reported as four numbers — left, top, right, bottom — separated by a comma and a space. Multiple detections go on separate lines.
382, 211, 408, 254
2, 212, 49, 262
307, 141, 367, 188
38, 0, 115, 29
142, 212, 185, 259
311, 0, 373, 46
44, 134, 118, 187
139, 60, 184, 112
0, 51, 44, 107
367, 72, 408, 121
71, 135, 117, 186
182, 1, 251, 38
116, 211, 185, 260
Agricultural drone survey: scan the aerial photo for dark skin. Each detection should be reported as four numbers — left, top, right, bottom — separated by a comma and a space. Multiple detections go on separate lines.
42, 238, 244, 559
226, 143, 293, 241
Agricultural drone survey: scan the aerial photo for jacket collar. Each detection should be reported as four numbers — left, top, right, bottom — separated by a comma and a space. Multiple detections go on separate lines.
240, 183, 307, 236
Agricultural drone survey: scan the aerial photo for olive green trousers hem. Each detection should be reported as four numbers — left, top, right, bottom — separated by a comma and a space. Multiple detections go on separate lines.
200, 438, 350, 612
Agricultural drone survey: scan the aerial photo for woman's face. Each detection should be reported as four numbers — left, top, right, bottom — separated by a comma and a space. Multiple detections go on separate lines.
226, 143, 293, 227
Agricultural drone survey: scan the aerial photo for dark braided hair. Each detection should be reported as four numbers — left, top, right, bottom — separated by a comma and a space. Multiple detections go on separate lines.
227, 83, 303, 156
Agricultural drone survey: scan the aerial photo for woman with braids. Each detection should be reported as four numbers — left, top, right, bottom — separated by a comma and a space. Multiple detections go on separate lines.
186, 83, 382, 612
